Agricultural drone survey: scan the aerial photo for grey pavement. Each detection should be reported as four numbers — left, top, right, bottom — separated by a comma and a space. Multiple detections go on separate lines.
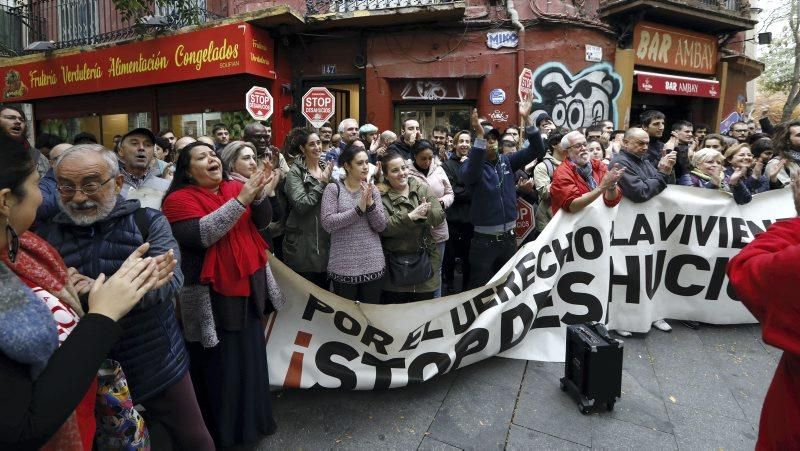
250, 323, 776, 450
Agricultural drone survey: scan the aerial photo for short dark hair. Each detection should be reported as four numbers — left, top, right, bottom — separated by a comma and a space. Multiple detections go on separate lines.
212, 123, 229, 135
402, 118, 419, 130
319, 122, 332, 130
694, 123, 709, 132
72, 132, 98, 145
35, 133, 63, 150
154, 136, 171, 151
730, 121, 749, 131
586, 124, 603, 135
640, 110, 665, 127
412, 139, 436, 157
672, 120, 693, 132
747, 132, 770, 145
751, 137, 773, 157
338, 140, 369, 170
158, 129, 174, 137
610, 130, 625, 140
485, 128, 501, 141
432, 125, 448, 135
0, 133, 36, 199
547, 133, 564, 151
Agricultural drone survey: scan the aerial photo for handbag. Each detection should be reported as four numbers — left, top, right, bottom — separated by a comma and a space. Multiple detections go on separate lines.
95, 359, 151, 451
386, 227, 433, 286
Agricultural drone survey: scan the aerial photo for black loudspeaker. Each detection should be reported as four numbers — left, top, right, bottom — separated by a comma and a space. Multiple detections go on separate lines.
560, 322, 623, 414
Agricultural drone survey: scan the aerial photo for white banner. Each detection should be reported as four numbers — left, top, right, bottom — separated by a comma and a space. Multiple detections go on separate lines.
266, 186, 794, 389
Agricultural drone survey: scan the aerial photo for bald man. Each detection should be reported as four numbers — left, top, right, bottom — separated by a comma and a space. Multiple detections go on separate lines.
610, 128, 676, 203
609, 127, 677, 334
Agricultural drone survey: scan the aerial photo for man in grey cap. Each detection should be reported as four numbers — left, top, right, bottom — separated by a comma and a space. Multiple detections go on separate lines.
117, 127, 171, 209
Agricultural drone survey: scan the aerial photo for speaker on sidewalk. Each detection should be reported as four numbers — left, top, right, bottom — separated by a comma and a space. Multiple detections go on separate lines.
560, 322, 623, 414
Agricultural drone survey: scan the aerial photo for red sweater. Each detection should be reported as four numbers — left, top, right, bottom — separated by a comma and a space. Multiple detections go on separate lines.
727, 218, 800, 450
549, 158, 622, 214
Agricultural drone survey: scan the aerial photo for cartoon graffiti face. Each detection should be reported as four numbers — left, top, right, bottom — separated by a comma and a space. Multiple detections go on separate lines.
530, 63, 621, 131
3, 70, 27, 99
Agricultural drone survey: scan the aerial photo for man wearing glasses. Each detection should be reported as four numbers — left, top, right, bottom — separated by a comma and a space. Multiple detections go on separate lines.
38, 144, 213, 449
729, 121, 750, 144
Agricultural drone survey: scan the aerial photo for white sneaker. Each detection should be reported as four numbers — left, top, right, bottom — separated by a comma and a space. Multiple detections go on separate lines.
652, 319, 672, 332
615, 329, 632, 337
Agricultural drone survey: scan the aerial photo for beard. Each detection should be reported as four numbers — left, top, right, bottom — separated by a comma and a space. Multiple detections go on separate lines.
57, 193, 118, 226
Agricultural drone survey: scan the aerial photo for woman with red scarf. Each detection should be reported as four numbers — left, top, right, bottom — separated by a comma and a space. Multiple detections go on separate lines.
0, 135, 169, 450
161, 141, 278, 448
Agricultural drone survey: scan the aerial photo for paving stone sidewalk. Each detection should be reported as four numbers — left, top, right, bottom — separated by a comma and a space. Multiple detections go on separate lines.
251, 323, 777, 450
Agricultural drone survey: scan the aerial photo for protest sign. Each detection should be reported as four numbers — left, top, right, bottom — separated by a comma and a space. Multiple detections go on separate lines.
266, 186, 793, 389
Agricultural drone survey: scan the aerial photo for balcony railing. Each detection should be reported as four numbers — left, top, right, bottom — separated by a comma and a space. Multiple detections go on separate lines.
307, 0, 457, 15
597, 0, 756, 33
0, 0, 227, 57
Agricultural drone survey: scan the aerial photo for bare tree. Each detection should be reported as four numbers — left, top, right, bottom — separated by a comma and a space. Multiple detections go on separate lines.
759, 0, 800, 121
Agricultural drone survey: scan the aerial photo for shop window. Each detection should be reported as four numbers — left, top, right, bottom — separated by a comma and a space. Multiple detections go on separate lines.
39, 111, 151, 148
394, 104, 472, 138
158, 110, 251, 140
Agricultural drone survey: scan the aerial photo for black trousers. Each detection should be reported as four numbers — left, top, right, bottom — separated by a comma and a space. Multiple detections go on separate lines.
332, 276, 384, 304
442, 221, 473, 293
382, 290, 435, 304
299, 271, 329, 290
468, 230, 517, 289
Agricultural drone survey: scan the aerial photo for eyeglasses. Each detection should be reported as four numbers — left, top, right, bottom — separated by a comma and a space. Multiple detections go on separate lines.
57, 177, 113, 196
567, 142, 588, 150
502, 142, 516, 147
1, 114, 24, 122
732, 129, 748, 134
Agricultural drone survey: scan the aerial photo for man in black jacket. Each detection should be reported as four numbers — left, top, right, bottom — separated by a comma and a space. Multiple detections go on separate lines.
441, 129, 473, 293
641, 109, 666, 166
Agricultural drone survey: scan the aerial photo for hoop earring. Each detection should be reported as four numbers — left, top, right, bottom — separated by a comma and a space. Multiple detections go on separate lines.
6, 217, 19, 264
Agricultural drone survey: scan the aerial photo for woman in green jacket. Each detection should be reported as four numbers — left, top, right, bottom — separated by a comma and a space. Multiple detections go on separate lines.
379, 150, 445, 303
284, 128, 333, 288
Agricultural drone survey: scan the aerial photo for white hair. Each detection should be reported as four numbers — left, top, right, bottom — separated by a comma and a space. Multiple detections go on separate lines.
560, 131, 584, 150
54, 144, 119, 178
338, 118, 358, 133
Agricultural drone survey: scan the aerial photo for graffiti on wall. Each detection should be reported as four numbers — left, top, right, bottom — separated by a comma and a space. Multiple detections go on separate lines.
530, 62, 622, 130
400, 80, 466, 100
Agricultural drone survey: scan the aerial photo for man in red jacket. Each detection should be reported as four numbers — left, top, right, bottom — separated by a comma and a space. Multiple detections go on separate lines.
549, 131, 625, 214
727, 177, 800, 450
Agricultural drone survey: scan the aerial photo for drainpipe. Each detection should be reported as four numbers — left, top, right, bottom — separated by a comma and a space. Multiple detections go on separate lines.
506, 0, 525, 126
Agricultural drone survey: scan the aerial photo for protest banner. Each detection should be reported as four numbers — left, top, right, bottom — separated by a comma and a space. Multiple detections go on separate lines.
266, 186, 794, 389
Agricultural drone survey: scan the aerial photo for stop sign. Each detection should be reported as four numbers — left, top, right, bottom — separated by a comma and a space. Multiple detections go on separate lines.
518, 68, 533, 101
302, 87, 335, 128
515, 198, 535, 246
245, 86, 273, 121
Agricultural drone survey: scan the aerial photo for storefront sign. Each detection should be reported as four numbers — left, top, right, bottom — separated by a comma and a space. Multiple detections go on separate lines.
302, 87, 335, 128
1, 23, 274, 103
633, 22, 717, 75
489, 88, 506, 105
518, 68, 533, 101
486, 30, 519, 49
635, 71, 719, 98
246, 86, 273, 121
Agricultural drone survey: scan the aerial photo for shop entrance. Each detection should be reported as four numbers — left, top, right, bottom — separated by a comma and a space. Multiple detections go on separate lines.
301, 78, 360, 130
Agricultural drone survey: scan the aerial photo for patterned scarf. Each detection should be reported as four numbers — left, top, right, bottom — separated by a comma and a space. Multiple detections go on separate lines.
572, 159, 597, 190
787, 149, 800, 165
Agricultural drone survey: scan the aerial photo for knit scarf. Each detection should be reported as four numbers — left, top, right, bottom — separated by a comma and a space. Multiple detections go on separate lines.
572, 159, 597, 190
162, 180, 268, 296
787, 149, 800, 165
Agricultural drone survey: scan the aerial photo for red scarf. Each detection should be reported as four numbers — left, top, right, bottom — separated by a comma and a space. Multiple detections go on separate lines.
1, 232, 95, 451
162, 180, 267, 296
1, 231, 68, 294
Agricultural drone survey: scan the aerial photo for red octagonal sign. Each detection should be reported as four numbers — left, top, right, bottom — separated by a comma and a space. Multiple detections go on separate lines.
302, 87, 336, 129
518, 68, 533, 101
246, 86, 273, 121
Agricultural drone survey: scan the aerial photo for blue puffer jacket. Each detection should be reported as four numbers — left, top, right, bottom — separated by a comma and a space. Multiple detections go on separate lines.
460, 125, 544, 227
37, 197, 187, 403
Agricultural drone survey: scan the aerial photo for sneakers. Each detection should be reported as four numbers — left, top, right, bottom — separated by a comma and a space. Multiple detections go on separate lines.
652, 319, 672, 332
615, 329, 632, 337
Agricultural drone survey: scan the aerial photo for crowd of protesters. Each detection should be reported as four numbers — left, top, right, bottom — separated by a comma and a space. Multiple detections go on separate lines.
1, 97, 799, 450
